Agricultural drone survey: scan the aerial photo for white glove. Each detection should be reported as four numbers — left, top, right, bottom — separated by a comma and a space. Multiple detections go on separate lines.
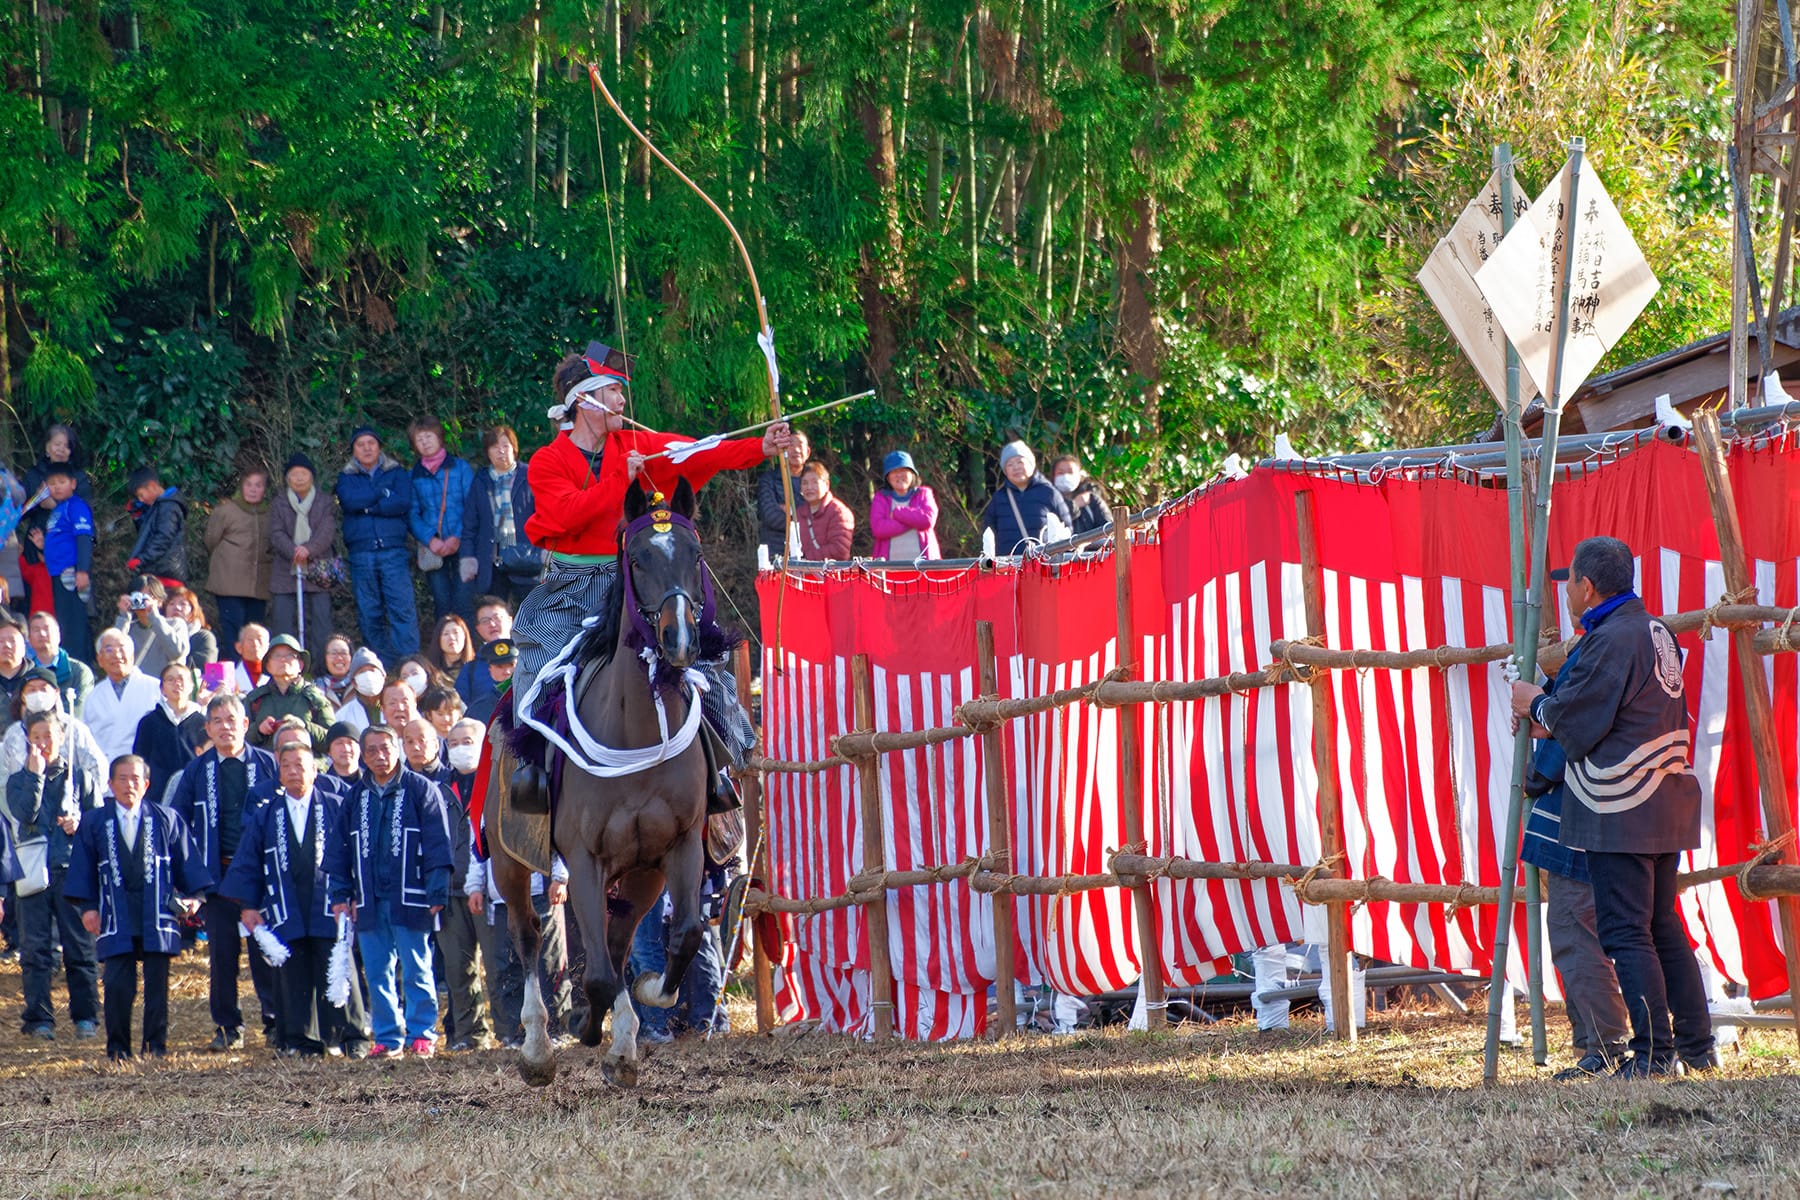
459, 557, 479, 584
1500, 658, 1522, 685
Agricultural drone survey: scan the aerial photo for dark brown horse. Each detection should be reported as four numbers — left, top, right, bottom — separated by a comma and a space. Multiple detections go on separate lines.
494, 480, 714, 1087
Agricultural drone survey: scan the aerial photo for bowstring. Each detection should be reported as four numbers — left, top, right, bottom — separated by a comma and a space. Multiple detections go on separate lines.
591, 55, 635, 431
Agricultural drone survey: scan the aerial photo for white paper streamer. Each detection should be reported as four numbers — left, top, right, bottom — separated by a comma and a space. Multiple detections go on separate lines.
326, 912, 354, 1008
246, 921, 291, 968
756, 326, 781, 398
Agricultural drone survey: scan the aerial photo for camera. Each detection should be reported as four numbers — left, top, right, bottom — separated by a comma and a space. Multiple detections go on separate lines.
128, 592, 153, 611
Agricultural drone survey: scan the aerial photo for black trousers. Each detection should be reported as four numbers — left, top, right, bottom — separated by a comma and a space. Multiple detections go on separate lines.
17, 869, 99, 1032
204, 892, 277, 1033
103, 944, 171, 1059
276, 935, 343, 1055
1587, 850, 1715, 1063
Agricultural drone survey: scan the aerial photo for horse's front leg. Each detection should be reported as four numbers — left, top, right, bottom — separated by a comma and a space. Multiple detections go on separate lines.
601, 868, 666, 1086
494, 853, 553, 1087
638, 826, 707, 1011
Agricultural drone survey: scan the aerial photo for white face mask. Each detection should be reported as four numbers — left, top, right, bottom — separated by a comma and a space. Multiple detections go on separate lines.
401, 669, 428, 697
23, 689, 57, 714
1052, 472, 1080, 494
447, 744, 481, 773
354, 670, 384, 698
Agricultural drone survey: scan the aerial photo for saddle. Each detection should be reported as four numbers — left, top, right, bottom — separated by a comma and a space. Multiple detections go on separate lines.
486, 723, 555, 877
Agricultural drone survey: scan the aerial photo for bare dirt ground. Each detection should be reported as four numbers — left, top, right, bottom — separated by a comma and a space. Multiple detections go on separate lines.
0, 954, 1796, 1199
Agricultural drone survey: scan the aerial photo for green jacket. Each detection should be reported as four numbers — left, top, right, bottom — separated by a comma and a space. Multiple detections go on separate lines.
244, 679, 336, 752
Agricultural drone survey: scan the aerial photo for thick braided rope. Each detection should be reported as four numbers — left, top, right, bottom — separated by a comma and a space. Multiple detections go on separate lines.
1287, 851, 1348, 905
1698, 585, 1759, 642
1736, 829, 1798, 903
1775, 607, 1800, 653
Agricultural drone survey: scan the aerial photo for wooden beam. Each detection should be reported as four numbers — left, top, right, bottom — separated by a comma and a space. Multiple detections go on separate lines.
1114, 516, 1168, 1028
1296, 490, 1354, 1042
850, 654, 897, 1040
1694, 408, 1800, 1047
976, 620, 1017, 1038
735, 642, 776, 1034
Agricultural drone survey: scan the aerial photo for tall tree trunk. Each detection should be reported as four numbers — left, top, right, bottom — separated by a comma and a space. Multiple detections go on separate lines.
524, 5, 541, 242
963, 38, 978, 283
1117, 27, 1165, 486
856, 90, 904, 391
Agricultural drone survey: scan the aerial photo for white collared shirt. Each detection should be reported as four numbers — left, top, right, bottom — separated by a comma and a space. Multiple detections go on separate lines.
117, 801, 142, 852
284, 789, 310, 842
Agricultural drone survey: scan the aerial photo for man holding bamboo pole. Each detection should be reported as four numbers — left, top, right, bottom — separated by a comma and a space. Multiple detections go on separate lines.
1509, 537, 1714, 1079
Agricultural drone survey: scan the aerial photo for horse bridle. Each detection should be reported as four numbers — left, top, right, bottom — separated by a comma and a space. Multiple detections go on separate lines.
618, 499, 717, 654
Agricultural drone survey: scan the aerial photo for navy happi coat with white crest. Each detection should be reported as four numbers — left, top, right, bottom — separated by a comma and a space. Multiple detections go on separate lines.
63, 800, 211, 958
219, 785, 344, 942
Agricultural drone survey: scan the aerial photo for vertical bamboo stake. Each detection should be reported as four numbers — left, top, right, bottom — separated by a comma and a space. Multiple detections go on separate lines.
1485, 137, 1586, 1086
1694, 409, 1800, 1045
1296, 490, 1354, 1042
1495, 143, 1548, 1065
851, 654, 896, 1041
734, 642, 775, 1034
977, 620, 1017, 1037
1114, 516, 1167, 1028
1730, 0, 1755, 409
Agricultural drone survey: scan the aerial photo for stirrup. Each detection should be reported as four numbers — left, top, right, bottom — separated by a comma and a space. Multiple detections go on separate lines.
511, 761, 550, 815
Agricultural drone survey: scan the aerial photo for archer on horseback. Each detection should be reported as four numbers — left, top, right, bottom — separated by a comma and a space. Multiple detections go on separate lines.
509, 343, 793, 803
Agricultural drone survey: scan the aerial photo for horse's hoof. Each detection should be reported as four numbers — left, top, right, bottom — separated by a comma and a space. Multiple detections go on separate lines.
634, 971, 677, 1009
517, 1055, 557, 1088
601, 1053, 639, 1088
579, 1012, 606, 1047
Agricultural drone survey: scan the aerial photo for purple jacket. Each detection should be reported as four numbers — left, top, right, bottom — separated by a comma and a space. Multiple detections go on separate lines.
869, 486, 940, 560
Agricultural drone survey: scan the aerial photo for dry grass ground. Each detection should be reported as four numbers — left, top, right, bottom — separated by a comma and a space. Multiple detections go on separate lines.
0, 954, 1796, 1198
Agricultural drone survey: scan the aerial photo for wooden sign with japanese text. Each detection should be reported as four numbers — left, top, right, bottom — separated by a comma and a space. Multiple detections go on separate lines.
1475, 158, 1659, 407
1418, 169, 1538, 408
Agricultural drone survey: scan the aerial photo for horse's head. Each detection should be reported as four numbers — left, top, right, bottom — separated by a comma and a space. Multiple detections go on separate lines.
620, 479, 707, 671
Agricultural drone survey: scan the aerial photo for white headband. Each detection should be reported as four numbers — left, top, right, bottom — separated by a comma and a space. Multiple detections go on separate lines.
546, 373, 625, 425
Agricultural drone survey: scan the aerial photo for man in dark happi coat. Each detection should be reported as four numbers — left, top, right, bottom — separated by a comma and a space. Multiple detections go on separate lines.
64, 755, 210, 1060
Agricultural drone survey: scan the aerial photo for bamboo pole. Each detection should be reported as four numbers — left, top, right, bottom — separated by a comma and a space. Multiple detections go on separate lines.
976, 621, 1017, 1038
1295, 490, 1354, 1042
1731, 0, 1756, 409
851, 654, 896, 1040
734, 643, 776, 1035
1485, 137, 1585, 1086
1114, 516, 1167, 1028
1693, 408, 1800, 1046
1495, 143, 1548, 1065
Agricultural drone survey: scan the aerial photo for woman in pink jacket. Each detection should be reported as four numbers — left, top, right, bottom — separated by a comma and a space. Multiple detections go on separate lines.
869, 451, 940, 561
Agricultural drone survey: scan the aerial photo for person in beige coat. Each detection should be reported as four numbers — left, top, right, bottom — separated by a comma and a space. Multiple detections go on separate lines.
269, 453, 338, 665
204, 470, 273, 654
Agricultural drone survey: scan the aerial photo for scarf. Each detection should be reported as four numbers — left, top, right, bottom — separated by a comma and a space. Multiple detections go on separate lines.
420, 448, 448, 475
288, 486, 317, 548
1580, 589, 1638, 633
491, 467, 518, 550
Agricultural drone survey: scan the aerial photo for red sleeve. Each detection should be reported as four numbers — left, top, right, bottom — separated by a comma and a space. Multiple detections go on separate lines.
638, 434, 767, 498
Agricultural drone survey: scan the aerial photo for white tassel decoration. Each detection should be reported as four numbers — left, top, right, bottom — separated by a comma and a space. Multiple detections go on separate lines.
326, 913, 354, 1008
245, 921, 291, 968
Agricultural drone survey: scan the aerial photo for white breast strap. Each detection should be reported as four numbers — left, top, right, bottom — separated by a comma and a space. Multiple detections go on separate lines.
514, 630, 708, 779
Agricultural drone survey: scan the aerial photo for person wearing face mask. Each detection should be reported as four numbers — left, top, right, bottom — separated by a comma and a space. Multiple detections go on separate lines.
325, 724, 452, 1059
980, 441, 1071, 556
131, 661, 206, 805
26, 612, 92, 718
3, 672, 107, 785
168, 692, 281, 1050
111, 575, 190, 679
436, 717, 491, 1051
793, 461, 854, 560
460, 426, 544, 610
332, 648, 387, 735
204, 469, 272, 652
245, 635, 336, 753
1049, 455, 1113, 536
869, 451, 941, 562
336, 427, 419, 667
270, 454, 339, 666
314, 634, 357, 709
7, 709, 103, 1041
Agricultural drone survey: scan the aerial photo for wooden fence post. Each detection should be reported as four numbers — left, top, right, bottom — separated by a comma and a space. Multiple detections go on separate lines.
851, 653, 897, 1041
1296, 490, 1355, 1042
977, 620, 1017, 1037
1114, 515, 1168, 1028
1694, 409, 1800, 1044
734, 642, 776, 1035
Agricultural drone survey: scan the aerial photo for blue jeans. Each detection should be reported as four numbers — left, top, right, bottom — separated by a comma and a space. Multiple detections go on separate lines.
347, 548, 419, 665
627, 892, 725, 1035
1587, 851, 1714, 1064
422, 561, 469, 626
356, 900, 438, 1046
213, 596, 267, 661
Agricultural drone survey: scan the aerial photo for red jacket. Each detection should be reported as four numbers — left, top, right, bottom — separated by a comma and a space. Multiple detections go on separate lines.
524, 428, 765, 556
795, 494, 855, 559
